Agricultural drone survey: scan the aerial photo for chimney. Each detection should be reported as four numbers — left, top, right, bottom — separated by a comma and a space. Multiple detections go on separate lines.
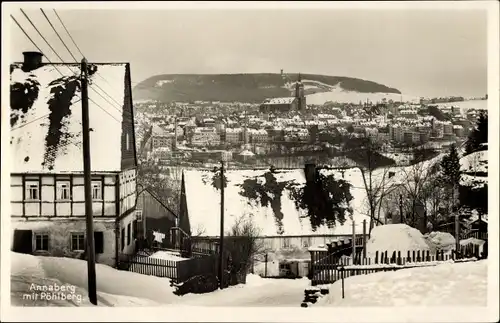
304, 163, 316, 183
22, 51, 44, 72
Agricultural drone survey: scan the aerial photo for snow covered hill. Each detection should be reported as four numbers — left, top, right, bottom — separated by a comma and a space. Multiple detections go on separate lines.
132, 73, 404, 104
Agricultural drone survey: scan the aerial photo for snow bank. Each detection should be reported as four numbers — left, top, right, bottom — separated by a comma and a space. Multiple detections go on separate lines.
365, 224, 431, 259
424, 231, 456, 252
317, 260, 487, 306
11, 252, 178, 306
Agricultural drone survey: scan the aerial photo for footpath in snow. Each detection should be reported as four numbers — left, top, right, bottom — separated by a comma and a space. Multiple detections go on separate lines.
315, 260, 487, 307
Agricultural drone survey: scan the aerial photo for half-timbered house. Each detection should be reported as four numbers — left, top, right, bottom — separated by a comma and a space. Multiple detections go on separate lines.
10, 52, 138, 267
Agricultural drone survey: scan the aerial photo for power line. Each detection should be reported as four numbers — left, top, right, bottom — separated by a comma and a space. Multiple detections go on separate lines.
11, 14, 121, 124
52, 9, 85, 59
48, 9, 124, 111
16, 11, 63, 62
40, 8, 78, 63
26, 9, 122, 115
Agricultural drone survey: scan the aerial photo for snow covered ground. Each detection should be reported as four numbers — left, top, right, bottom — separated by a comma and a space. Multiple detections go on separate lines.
170, 275, 309, 307
316, 260, 487, 306
10, 252, 176, 306
10, 252, 308, 307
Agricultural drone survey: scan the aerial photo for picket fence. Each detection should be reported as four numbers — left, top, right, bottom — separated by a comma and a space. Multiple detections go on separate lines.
118, 252, 218, 284
310, 244, 483, 286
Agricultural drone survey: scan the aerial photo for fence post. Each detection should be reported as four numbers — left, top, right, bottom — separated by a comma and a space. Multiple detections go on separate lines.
264, 253, 268, 278
341, 265, 345, 299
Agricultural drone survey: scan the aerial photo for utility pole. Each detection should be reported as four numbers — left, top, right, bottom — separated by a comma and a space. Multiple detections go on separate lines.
399, 194, 403, 224
219, 159, 225, 289
81, 58, 97, 305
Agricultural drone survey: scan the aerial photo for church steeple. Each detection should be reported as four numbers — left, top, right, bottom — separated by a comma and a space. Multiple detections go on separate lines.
295, 72, 306, 112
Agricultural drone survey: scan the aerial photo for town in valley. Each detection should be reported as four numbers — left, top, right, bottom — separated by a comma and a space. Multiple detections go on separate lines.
6, 4, 492, 313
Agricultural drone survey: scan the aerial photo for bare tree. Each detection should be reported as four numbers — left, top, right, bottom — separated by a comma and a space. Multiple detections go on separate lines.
344, 137, 396, 233
397, 156, 441, 229
225, 215, 265, 277
137, 164, 181, 216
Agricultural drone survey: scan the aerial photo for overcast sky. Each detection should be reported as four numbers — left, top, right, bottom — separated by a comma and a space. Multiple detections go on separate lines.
9, 8, 487, 97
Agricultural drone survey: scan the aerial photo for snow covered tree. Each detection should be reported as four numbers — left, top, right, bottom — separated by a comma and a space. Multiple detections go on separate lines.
465, 112, 488, 155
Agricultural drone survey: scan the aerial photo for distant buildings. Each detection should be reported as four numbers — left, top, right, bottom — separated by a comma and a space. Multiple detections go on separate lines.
259, 74, 307, 113
191, 127, 220, 147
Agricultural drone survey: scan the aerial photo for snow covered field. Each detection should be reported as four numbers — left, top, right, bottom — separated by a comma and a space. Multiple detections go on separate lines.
316, 260, 487, 306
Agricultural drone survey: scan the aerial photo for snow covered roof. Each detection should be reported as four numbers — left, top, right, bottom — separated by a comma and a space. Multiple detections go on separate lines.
265, 97, 297, 105
238, 150, 255, 156
460, 150, 488, 173
10, 63, 130, 173
182, 167, 371, 237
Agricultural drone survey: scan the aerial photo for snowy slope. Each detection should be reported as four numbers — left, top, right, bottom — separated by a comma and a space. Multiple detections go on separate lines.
317, 260, 487, 306
460, 149, 488, 189
460, 150, 488, 174
283, 79, 417, 105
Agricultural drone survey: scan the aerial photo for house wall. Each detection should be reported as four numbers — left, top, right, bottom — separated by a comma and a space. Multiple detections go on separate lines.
118, 168, 138, 255
12, 218, 116, 266
11, 174, 117, 218
192, 234, 355, 257
136, 189, 177, 247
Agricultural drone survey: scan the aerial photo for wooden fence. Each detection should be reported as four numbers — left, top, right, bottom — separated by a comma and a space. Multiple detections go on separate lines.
310, 244, 483, 286
118, 252, 217, 284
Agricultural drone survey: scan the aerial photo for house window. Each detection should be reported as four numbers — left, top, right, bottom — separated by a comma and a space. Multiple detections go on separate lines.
91, 181, 102, 200
121, 228, 125, 251
283, 238, 291, 249
71, 233, 85, 251
25, 180, 40, 200
133, 220, 138, 241
126, 133, 130, 150
127, 223, 131, 245
56, 181, 71, 200
302, 237, 311, 248
136, 209, 143, 222
94, 231, 104, 254
34, 233, 49, 251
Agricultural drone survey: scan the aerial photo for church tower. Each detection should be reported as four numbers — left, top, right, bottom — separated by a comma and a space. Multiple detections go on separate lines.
295, 73, 306, 111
